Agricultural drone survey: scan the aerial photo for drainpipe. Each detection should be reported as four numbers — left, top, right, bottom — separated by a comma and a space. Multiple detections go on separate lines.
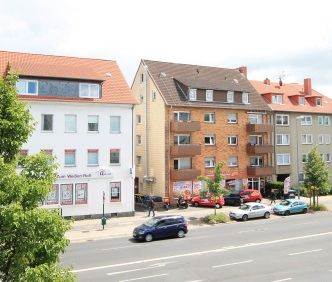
144, 65, 149, 193
168, 105, 173, 202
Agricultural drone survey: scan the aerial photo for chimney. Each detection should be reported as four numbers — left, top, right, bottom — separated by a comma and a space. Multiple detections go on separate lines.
238, 66, 247, 78
263, 78, 270, 85
304, 78, 312, 95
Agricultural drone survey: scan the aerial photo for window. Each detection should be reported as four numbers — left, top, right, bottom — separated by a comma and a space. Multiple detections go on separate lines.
228, 113, 237, 123
19, 149, 28, 157
87, 149, 98, 166
88, 115, 99, 132
317, 98, 322, 106
319, 134, 331, 144
242, 92, 249, 104
206, 90, 213, 102
45, 184, 59, 205
136, 135, 142, 145
276, 114, 289, 125
16, 79, 38, 95
272, 95, 283, 104
137, 114, 142, 124
42, 114, 53, 131
324, 116, 330, 126
326, 153, 331, 162
204, 113, 215, 123
277, 154, 290, 165
318, 116, 324, 125
249, 135, 262, 145
204, 157, 215, 168
79, 83, 100, 98
110, 149, 120, 165
318, 135, 325, 145
249, 114, 262, 124
174, 158, 191, 170
110, 182, 121, 202
204, 135, 215, 145
65, 150, 76, 166
174, 135, 190, 145
298, 172, 305, 182
250, 156, 263, 166
302, 154, 308, 163
110, 116, 121, 133
189, 89, 197, 101
326, 135, 331, 144
228, 136, 238, 145
174, 112, 190, 122
75, 183, 88, 204
227, 91, 234, 103
299, 96, 305, 105
276, 134, 290, 145
301, 134, 313, 144
301, 115, 312, 125
60, 184, 73, 205
65, 114, 77, 133
136, 155, 142, 165
140, 73, 144, 83
228, 156, 238, 167
152, 90, 156, 102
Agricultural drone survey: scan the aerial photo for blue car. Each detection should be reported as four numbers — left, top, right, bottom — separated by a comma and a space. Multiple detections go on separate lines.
273, 199, 309, 215
133, 215, 188, 242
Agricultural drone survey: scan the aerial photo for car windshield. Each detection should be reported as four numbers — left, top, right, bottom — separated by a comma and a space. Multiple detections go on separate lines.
279, 200, 291, 206
239, 204, 250, 210
143, 218, 159, 227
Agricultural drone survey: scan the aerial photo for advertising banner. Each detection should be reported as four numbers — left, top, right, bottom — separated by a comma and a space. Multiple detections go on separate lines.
75, 183, 88, 204
173, 181, 192, 199
284, 176, 290, 194
192, 181, 202, 196
45, 184, 59, 205
60, 184, 73, 205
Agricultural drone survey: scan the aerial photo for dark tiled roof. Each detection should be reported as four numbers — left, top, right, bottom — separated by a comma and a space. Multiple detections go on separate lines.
143, 60, 271, 111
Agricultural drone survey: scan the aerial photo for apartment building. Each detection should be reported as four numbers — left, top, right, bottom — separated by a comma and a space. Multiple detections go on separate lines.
251, 78, 332, 188
0, 51, 137, 217
132, 60, 272, 203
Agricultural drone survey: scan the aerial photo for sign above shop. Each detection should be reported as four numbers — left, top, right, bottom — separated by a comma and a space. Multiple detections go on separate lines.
57, 168, 112, 180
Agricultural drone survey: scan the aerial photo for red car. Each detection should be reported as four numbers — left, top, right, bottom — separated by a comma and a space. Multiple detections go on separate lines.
191, 196, 225, 209
240, 189, 262, 203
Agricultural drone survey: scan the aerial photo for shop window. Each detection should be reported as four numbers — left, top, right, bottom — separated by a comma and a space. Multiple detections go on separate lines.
110, 182, 121, 202
60, 184, 73, 205
75, 183, 88, 204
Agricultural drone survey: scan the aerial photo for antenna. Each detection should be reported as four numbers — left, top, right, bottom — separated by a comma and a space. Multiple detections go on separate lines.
278, 70, 286, 86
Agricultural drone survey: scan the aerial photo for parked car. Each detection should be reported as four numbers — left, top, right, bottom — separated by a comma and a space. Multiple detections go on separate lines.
229, 203, 272, 221
132, 215, 188, 242
240, 189, 262, 203
224, 193, 242, 206
191, 195, 224, 209
273, 199, 308, 215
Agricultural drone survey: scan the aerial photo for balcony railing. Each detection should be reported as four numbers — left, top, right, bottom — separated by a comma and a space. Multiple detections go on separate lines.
247, 166, 273, 176
170, 168, 201, 181
171, 121, 200, 132
246, 144, 273, 154
171, 144, 201, 157
246, 123, 273, 133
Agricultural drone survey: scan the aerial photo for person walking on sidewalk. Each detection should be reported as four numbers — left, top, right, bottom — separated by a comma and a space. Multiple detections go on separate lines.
270, 190, 276, 205
148, 196, 155, 217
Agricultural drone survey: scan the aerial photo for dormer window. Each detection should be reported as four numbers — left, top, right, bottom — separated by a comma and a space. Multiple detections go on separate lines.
299, 96, 305, 106
227, 91, 234, 103
16, 79, 38, 95
242, 92, 249, 104
206, 90, 213, 102
189, 89, 197, 101
272, 95, 283, 104
316, 97, 322, 106
79, 83, 100, 98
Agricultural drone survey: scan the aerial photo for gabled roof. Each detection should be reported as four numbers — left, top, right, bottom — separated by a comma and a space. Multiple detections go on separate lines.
250, 80, 332, 114
142, 60, 270, 111
0, 50, 137, 104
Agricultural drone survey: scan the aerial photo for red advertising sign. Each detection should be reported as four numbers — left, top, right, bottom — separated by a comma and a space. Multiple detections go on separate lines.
45, 184, 59, 205
75, 183, 88, 204
60, 184, 73, 205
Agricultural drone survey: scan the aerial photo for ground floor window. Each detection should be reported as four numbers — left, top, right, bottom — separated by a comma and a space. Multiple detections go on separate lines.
45, 183, 88, 205
75, 183, 88, 204
110, 182, 121, 202
60, 184, 74, 205
45, 184, 59, 205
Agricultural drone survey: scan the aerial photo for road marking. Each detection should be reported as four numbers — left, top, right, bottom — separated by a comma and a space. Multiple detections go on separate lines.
271, 278, 292, 282
212, 260, 253, 268
118, 273, 168, 282
288, 249, 322, 256
185, 280, 203, 282
102, 245, 140, 251
72, 231, 332, 273
107, 265, 162, 276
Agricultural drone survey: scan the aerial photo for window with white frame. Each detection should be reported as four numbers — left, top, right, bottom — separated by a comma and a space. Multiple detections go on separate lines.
242, 92, 249, 104
174, 158, 191, 170
276, 114, 289, 125
204, 135, 215, 145
272, 95, 283, 104
227, 91, 234, 103
301, 115, 312, 125
136, 135, 142, 145
87, 149, 99, 166
65, 114, 77, 133
174, 112, 190, 122
318, 116, 324, 125
298, 172, 305, 182
189, 89, 197, 101
110, 149, 120, 165
299, 96, 305, 105
41, 114, 53, 131
249, 113, 262, 124
88, 115, 99, 132
204, 113, 215, 123
317, 97, 322, 106
228, 156, 238, 167
228, 113, 237, 123
228, 136, 238, 145
204, 157, 215, 168
318, 135, 325, 145
137, 114, 142, 124
65, 149, 76, 166
276, 134, 290, 145
79, 83, 100, 98
301, 134, 313, 144
276, 153, 290, 165
249, 135, 262, 145
16, 79, 38, 95
302, 154, 308, 163
206, 90, 213, 102
250, 156, 263, 166
326, 153, 331, 162
136, 155, 142, 165
326, 135, 331, 144
110, 116, 121, 133
324, 116, 330, 126
110, 182, 121, 202
174, 135, 191, 145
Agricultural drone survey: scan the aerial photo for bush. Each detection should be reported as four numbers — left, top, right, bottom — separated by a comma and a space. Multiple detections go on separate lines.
202, 212, 230, 224
309, 204, 328, 211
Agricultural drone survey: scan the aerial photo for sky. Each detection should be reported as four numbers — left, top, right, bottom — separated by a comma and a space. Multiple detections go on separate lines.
1, 0, 332, 96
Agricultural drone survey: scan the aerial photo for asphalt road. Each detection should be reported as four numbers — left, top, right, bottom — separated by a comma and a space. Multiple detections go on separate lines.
62, 212, 332, 282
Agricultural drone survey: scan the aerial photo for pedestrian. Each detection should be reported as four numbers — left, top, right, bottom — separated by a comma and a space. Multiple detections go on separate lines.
270, 190, 276, 205
148, 196, 155, 217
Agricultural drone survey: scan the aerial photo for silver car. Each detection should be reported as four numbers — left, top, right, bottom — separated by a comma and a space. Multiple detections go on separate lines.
229, 202, 272, 221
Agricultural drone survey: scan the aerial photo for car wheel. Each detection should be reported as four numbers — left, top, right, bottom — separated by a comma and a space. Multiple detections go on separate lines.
264, 212, 270, 219
177, 229, 185, 238
255, 199, 261, 203
303, 208, 308, 214
284, 210, 290, 216
145, 233, 153, 242
193, 202, 199, 207
242, 214, 248, 221
215, 203, 221, 209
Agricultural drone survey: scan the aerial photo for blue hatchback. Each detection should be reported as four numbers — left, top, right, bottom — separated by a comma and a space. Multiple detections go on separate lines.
273, 199, 309, 215
133, 215, 188, 242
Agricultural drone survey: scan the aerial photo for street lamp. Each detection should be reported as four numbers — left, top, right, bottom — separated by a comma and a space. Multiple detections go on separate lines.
295, 116, 304, 199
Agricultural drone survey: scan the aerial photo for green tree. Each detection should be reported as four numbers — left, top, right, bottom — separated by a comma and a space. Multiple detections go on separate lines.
198, 162, 229, 215
303, 147, 330, 207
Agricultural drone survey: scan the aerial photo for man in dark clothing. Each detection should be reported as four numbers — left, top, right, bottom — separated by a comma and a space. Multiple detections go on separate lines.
148, 197, 155, 217
270, 190, 276, 205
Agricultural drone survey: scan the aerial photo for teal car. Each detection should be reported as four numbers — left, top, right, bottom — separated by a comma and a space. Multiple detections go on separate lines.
273, 199, 308, 215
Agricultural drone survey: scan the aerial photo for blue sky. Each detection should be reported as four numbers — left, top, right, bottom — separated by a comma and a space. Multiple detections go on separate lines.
1, 0, 332, 96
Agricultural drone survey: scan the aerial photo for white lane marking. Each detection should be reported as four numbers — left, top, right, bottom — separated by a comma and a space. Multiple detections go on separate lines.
185, 280, 203, 282
72, 231, 332, 273
271, 278, 292, 282
288, 249, 322, 256
212, 260, 253, 268
107, 265, 161, 276
118, 273, 168, 282
102, 245, 140, 251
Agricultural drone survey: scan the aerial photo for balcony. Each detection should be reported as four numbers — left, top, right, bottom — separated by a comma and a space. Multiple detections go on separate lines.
171, 121, 200, 132
170, 168, 201, 181
246, 144, 273, 154
171, 144, 201, 157
246, 123, 273, 133
247, 166, 273, 176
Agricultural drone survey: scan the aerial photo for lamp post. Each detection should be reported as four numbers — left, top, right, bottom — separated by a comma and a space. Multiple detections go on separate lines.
295, 116, 304, 199
101, 191, 106, 230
